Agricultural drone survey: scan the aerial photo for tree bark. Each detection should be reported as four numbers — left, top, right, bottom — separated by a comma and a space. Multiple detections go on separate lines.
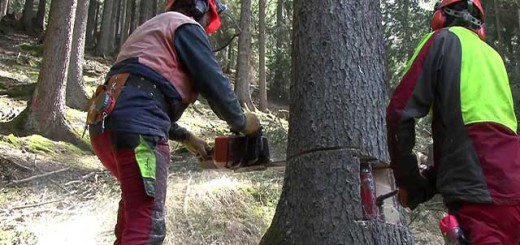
234, 0, 255, 111
139, 0, 153, 24
95, 0, 114, 56
0, 0, 8, 21
120, 0, 132, 48
21, 0, 35, 32
260, 0, 413, 244
152, 0, 158, 16
129, 0, 139, 34
258, 0, 267, 112
109, 0, 120, 52
34, 0, 46, 30
66, 0, 90, 110
493, 0, 502, 44
85, 0, 97, 45
17, 0, 87, 148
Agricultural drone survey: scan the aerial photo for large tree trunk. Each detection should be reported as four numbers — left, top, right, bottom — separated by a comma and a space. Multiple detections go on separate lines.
34, 0, 46, 30
234, 0, 255, 111
95, 0, 114, 56
66, 0, 90, 110
21, 0, 35, 32
15, 0, 86, 148
85, 0, 97, 46
259, 0, 414, 244
258, 0, 267, 112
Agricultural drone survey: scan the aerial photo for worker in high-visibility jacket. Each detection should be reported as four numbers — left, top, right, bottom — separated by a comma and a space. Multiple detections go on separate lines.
386, 0, 520, 244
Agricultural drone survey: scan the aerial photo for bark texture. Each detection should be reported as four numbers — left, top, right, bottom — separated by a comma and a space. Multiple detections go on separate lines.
260, 0, 413, 244
66, 0, 90, 110
258, 0, 267, 112
95, 0, 114, 56
234, 0, 255, 110
34, 0, 46, 30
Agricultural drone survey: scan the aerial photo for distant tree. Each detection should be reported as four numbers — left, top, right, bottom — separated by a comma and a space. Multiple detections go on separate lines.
21, 0, 34, 32
85, 0, 98, 45
34, 0, 46, 30
0, 0, 9, 21
66, 0, 90, 110
234, 0, 255, 110
95, 0, 114, 56
139, 0, 153, 24
8, 0, 86, 147
258, 0, 267, 112
259, 0, 414, 244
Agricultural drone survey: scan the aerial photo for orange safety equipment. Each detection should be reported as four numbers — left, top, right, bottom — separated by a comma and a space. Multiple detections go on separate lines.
430, 0, 485, 40
164, 0, 225, 34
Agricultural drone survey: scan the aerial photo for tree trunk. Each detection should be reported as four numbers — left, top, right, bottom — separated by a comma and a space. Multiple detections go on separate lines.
152, 0, 158, 16
95, 0, 114, 56
109, 0, 119, 52
258, 0, 267, 112
0, 0, 8, 21
130, 0, 139, 32
34, 0, 46, 30
139, 0, 153, 24
259, 0, 414, 244
120, 0, 132, 48
225, 40, 234, 74
85, 0, 97, 45
234, 0, 255, 111
270, 0, 288, 103
21, 0, 35, 32
16, 0, 87, 148
493, 0, 502, 44
66, 0, 90, 110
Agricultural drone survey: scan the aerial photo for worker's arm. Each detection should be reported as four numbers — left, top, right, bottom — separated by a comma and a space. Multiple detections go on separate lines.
386, 30, 455, 209
174, 24, 246, 132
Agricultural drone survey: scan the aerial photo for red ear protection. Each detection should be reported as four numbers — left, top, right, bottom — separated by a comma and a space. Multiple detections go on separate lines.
431, 9, 446, 31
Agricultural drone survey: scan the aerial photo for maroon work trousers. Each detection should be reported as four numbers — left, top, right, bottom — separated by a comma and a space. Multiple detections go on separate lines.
457, 203, 520, 245
91, 131, 170, 245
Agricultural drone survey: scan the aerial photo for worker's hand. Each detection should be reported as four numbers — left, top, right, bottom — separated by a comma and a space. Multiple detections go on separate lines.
183, 132, 211, 160
241, 112, 261, 136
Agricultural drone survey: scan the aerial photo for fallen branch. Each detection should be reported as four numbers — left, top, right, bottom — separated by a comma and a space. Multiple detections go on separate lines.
6, 167, 70, 186
11, 199, 64, 210
8, 159, 33, 172
64, 172, 98, 186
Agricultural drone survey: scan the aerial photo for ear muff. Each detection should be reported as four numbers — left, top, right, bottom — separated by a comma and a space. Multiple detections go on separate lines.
192, 0, 209, 19
430, 1, 446, 30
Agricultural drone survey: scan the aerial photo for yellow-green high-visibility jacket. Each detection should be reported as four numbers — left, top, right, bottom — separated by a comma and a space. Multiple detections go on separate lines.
386, 26, 520, 207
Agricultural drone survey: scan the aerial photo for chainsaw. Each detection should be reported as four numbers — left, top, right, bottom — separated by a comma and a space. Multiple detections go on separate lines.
198, 130, 286, 172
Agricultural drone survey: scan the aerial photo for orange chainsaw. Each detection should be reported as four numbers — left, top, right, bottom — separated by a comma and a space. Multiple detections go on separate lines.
198, 130, 285, 172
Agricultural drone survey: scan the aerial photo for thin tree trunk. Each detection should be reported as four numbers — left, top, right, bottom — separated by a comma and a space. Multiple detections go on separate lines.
139, 0, 153, 24
66, 0, 90, 110
260, 0, 413, 244
0, 0, 8, 21
95, 0, 114, 56
225, 40, 234, 74
493, 0, 502, 45
258, 0, 267, 112
270, 0, 286, 102
120, 0, 132, 47
15, 0, 87, 148
234, 0, 255, 111
34, 0, 46, 30
85, 0, 97, 45
110, 0, 120, 52
152, 0, 158, 16
21, 0, 35, 32
130, 0, 139, 32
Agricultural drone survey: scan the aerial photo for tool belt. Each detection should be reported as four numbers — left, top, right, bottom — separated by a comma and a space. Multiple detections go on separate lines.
85, 73, 169, 131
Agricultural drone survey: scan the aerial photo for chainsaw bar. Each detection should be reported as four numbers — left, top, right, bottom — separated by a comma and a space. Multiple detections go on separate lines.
232, 160, 286, 173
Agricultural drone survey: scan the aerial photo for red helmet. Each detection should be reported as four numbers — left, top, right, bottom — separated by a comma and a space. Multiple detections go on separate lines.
430, 0, 486, 40
164, 0, 226, 34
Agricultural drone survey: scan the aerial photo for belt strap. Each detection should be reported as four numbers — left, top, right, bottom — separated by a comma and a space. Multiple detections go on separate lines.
125, 75, 170, 114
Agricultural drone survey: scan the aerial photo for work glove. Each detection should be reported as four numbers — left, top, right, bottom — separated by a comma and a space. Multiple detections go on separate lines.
183, 132, 211, 160
240, 112, 262, 136
397, 175, 437, 210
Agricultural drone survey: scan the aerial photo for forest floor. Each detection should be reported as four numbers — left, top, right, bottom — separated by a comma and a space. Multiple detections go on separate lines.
0, 24, 442, 245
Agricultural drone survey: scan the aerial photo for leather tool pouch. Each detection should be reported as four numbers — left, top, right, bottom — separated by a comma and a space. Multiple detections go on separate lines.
86, 73, 130, 125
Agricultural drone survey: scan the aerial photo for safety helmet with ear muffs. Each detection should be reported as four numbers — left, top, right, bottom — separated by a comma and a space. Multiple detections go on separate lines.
430, 0, 486, 40
164, 0, 227, 34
